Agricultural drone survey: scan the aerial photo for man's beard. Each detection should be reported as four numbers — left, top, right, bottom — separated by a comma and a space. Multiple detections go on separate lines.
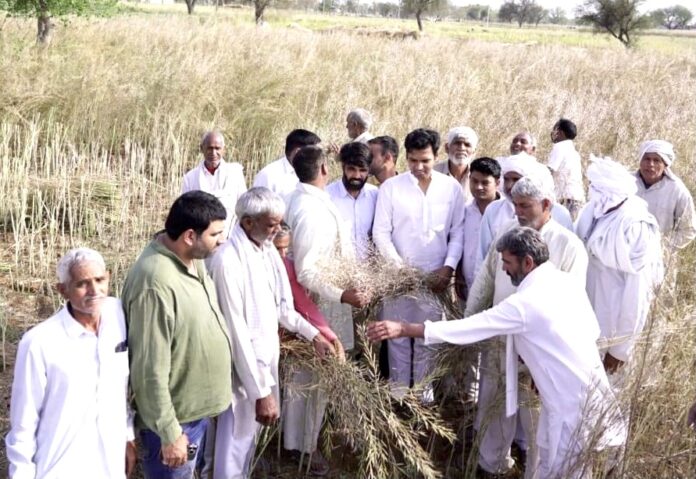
343, 175, 366, 192
449, 155, 469, 167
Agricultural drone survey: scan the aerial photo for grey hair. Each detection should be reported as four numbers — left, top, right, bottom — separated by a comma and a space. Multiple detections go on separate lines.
235, 187, 285, 220
200, 130, 225, 148
347, 108, 373, 129
511, 175, 553, 202
495, 226, 549, 266
56, 248, 106, 285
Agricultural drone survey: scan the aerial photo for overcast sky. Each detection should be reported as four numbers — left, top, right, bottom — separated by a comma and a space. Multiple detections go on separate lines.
464, 1, 691, 13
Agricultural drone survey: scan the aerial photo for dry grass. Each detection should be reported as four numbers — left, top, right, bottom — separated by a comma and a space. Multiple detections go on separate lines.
1, 9, 696, 478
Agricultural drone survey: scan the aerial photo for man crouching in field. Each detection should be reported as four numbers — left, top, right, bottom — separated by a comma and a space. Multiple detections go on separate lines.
6, 248, 136, 478
367, 227, 627, 479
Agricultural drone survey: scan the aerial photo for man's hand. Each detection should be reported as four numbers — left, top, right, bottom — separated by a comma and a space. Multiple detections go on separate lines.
687, 399, 696, 431
366, 320, 405, 342
326, 142, 340, 155
312, 334, 335, 359
603, 352, 624, 374
341, 288, 369, 309
429, 266, 454, 293
161, 433, 189, 468
256, 394, 280, 426
125, 441, 137, 477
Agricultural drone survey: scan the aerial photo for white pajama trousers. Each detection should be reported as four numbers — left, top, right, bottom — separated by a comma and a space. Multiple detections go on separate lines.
282, 365, 327, 454
476, 347, 540, 478
212, 405, 258, 479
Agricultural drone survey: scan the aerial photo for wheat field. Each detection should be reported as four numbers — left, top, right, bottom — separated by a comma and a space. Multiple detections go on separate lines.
1, 6, 696, 477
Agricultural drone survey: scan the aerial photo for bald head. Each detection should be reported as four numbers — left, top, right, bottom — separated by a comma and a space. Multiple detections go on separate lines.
200, 130, 225, 169
509, 132, 536, 155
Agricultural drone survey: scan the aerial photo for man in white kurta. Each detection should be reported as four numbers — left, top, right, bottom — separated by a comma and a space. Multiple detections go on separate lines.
459, 157, 501, 296
368, 226, 626, 479
547, 119, 585, 220
373, 128, 465, 398
346, 108, 374, 144
207, 188, 332, 479
181, 131, 247, 237
576, 156, 663, 382
479, 154, 573, 262
433, 126, 479, 203
6, 248, 134, 479
467, 174, 588, 477
327, 142, 379, 261
252, 129, 322, 203
283, 145, 368, 469
634, 139, 696, 250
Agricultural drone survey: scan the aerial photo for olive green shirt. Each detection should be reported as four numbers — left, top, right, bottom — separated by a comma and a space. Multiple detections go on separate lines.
121, 238, 232, 445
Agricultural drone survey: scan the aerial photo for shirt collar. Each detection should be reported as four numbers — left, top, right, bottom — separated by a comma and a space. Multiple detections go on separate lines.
149, 237, 203, 279
297, 182, 330, 200
281, 156, 294, 173
59, 304, 97, 339
517, 261, 553, 291
200, 159, 226, 176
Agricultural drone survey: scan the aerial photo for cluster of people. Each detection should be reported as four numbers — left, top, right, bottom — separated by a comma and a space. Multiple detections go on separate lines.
6, 108, 696, 479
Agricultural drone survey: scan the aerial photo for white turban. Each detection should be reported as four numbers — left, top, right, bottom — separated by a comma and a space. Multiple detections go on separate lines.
446, 126, 479, 150
587, 155, 637, 218
500, 152, 539, 177
638, 139, 675, 167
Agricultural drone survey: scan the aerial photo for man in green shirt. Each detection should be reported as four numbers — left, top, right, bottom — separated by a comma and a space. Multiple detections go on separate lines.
121, 190, 233, 479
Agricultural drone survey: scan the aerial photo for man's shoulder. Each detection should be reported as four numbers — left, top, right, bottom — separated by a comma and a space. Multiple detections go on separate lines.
545, 220, 584, 249
257, 157, 285, 175
362, 182, 379, 197
433, 161, 449, 173
220, 161, 244, 175
20, 310, 66, 348
325, 180, 342, 197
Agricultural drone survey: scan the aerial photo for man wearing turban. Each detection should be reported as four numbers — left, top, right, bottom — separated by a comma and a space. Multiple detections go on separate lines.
635, 140, 696, 249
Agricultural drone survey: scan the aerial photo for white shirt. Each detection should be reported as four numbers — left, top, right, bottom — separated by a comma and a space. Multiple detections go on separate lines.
427, 262, 625, 469
208, 224, 318, 437
433, 160, 473, 203
181, 160, 247, 237
461, 200, 484, 291
576, 196, 664, 362
353, 131, 374, 144
326, 180, 379, 261
285, 182, 355, 349
478, 198, 574, 263
635, 171, 696, 249
6, 298, 132, 479
373, 171, 466, 272
252, 156, 298, 204
547, 140, 585, 202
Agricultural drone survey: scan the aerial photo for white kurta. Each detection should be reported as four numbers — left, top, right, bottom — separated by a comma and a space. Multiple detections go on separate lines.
252, 156, 299, 204
466, 218, 588, 476
373, 170, 466, 391
207, 224, 318, 479
634, 171, 696, 249
576, 196, 664, 363
284, 182, 355, 349
6, 298, 133, 479
547, 140, 585, 202
353, 131, 374, 144
478, 198, 574, 264
427, 262, 625, 479
433, 160, 473, 203
461, 200, 484, 292
326, 179, 379, 262
373, 170, 466, 272
181, 160, 247, 237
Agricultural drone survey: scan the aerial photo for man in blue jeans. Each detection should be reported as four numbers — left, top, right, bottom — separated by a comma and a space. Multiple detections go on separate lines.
122, 191, 233, 478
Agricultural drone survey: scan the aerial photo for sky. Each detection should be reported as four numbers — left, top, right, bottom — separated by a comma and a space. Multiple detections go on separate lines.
463, 1, 691, 13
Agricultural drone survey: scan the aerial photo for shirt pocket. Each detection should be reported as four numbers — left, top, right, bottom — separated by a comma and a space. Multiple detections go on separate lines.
429, 202, 452, 233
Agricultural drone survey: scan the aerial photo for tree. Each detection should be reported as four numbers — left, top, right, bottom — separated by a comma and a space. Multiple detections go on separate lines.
548, 6, 567, 24
528, 3, 546, 26
185, 0, 196, 14
401, 0, 444, 31
5, 0, 115, 43
576, 0, 650, 48
497, 1, 518, 23
254, 0, 270, 23
651, 5, 693, 29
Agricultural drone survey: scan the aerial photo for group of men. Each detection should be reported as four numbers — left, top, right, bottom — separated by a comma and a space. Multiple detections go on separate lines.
6, 107, 696, 479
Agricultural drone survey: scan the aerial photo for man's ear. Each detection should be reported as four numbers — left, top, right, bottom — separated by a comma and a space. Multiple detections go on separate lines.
523, 255, 535, 273
56, 282, 68, 300
181, 229, 197, 246
542, 198, 552, 212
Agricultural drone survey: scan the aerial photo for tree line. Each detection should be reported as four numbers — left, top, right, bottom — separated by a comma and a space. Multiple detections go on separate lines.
1, 0, 694, 45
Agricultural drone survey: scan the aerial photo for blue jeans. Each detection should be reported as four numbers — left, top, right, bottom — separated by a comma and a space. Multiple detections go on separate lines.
140, 418, 209, 479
